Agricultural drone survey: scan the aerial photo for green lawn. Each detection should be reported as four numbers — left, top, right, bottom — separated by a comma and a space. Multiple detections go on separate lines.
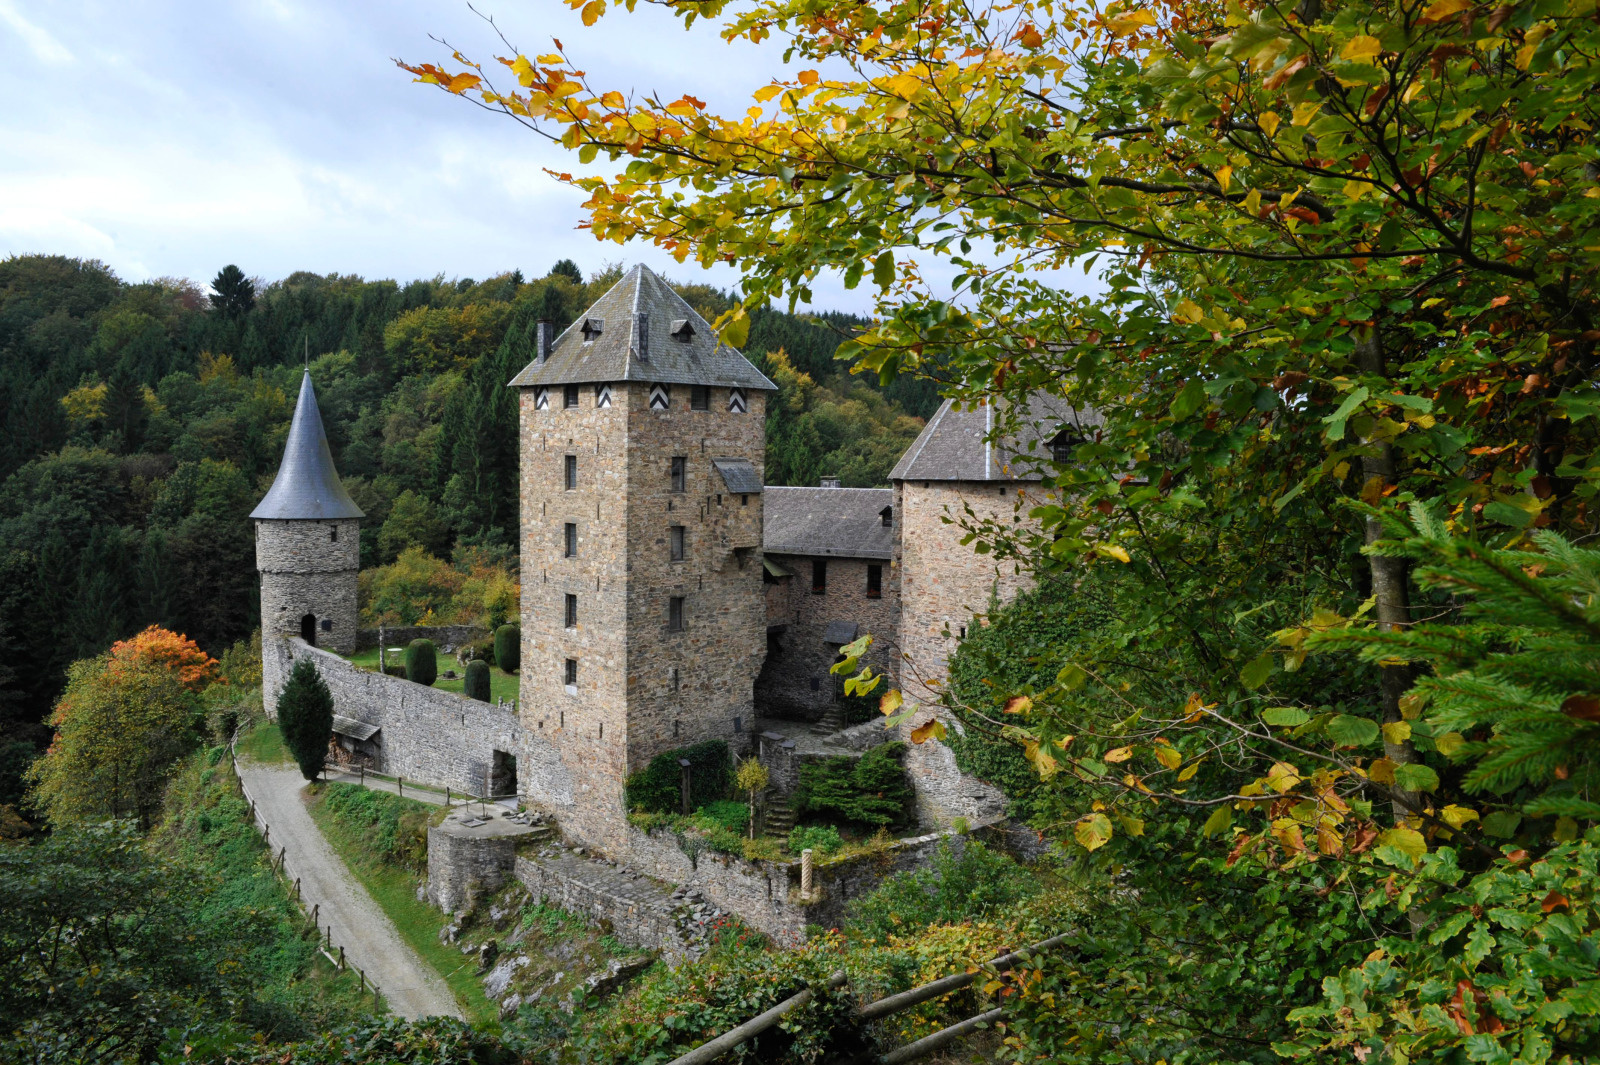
342, 647, 520, 704
236, 719, 290, 764
305, 785, 499, 1025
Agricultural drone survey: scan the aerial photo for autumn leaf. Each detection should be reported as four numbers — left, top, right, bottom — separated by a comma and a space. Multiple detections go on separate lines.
1421, 0, 1474, 21
1152, 744, 1182, 771
1341, 36, 1383, 64
1002, 695, 1032, 714
879, 688, 903, 716
1015, 24, 1044, 49
581, 0, 605, 26
1075, 812, 1113, 851
1541, 890, 1571, 913
1104, 746, 1134, 763
1560, 694, 1600, 721
910, 717, 947, 744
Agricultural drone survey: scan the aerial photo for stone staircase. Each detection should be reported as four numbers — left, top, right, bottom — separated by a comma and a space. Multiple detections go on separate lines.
763, 793, 795, 840
810, 702, 845, 735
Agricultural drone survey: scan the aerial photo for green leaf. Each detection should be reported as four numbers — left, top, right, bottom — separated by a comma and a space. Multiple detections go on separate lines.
1326, 714, 1381, 747
1170, 379, 1207, 421
1239, 653, 1274, 691
1482, 500, 1534, 528
872, 252, 895, 291
1056, 663, 1088, 690
1322, 386, 1369, 442
1262, 706, 1309, 727
1481, 811, 1522, 838
1393, 762, 1440, 792
1201, 805, 1233, 837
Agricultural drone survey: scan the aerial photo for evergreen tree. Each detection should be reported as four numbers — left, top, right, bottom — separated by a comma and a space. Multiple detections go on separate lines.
208, 265, 255, 318
548, 259, 582, 284
275, 659, 332, 782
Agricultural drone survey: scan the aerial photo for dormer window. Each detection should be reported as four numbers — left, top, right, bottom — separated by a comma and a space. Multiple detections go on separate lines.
1048, 428, 1081, 464
880, 505, 893, 527
669, 319, 695, 341
581, 318, 604, 343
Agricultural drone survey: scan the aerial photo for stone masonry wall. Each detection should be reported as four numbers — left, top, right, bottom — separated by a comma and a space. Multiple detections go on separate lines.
756, 553, 899, 721
357, 625, 488, 653
894, 481, 1044, 828
427, 826, 520, 914
263, 635, 572, 802
258, 518, 360, 700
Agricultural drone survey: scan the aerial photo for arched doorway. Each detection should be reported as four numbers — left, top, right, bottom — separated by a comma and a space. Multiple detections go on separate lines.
300, 613, 317, 646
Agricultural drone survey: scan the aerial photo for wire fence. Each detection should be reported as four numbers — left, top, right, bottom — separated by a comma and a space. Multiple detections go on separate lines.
229, 729, 386, 1012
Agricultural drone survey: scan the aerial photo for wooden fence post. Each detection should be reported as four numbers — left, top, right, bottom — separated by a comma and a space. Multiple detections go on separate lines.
339, 945, 345, 970
294, 877, 301, 900
311, 903, 318, 928
263, 824, 269, 846
398, 776, 403, 797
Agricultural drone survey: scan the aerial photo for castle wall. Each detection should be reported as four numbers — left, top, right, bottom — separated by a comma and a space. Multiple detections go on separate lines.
894, 480, 1040, 828
756, 552, 899, 721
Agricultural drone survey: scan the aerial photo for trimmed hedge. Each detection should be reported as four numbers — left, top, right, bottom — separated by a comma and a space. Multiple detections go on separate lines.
494, 624, 520, 674
624, 740, 731, 814
463, 660, 490, 702
404, 639, 436, 687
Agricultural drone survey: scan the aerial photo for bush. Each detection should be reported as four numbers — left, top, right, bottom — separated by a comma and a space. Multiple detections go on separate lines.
494, 624, 520, 674
404, 639, 437, 687
317, 783, 431, 872
742, 837, 784, 862
798, 742, 913, 828
788, 824, 843, 856
625, 740, 731, 814
463, 660, 490, 702
846, 840, 1040, 943
698, 800, 750, 835
457, 639, 494, 667
277, 660, 333, 782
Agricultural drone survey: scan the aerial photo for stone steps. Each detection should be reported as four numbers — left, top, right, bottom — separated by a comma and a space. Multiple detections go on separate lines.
810, 703, 845, 735
763, 796, 796, 839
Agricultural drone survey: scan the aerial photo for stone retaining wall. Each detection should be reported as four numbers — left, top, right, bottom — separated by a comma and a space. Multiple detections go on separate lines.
356, 625, 489, 652
514, 853, 697, 964
428, 826, 520, 914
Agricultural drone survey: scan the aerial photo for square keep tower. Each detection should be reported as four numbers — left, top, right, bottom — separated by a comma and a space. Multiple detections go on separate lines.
509, 265, 775, 852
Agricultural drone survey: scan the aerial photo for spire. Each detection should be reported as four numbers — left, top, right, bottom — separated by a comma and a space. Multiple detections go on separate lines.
250, 371, 365, 520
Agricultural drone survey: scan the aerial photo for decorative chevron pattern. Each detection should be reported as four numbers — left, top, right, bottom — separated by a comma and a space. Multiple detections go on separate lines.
728, 387, 747, 413
649, 383, 670, 409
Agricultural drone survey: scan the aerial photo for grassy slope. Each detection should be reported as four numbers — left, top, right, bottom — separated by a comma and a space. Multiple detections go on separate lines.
153, 746, 376, 1037
304, 782, 499, 1025
342, 647, 520, 703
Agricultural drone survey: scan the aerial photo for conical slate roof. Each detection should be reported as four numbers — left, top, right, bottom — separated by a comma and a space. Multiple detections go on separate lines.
507, 264, 776, 391
250, 371, 365, 520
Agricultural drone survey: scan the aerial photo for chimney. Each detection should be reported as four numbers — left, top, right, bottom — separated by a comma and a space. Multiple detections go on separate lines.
819, 476, 841, 489
635, 312, 650, 361
536, 320, 553, 363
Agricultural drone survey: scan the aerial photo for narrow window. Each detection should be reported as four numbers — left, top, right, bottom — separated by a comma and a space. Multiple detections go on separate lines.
673, 720, 680, 737
565, 593, 577, 629
330, 526, 338, 542
565, 658, 578, 689
563, 384, 580, 408
742, 494, 749, 505
565, 454, 577, 490
690, 384, 710, 411
670, 456, 687, 493
670, 525, 686, 562
867, 564, 882, 599
672, 667, 680, 691
669, 596, 685, 632
812, 558, 827, 595
958, 625, 967, 639
564, 523, 578, 557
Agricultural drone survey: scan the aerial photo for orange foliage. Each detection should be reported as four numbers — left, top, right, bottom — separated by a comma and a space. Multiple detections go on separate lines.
106, 625, 218, 692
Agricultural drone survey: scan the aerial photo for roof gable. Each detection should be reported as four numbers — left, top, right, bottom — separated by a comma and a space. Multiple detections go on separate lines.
763, 486, 894, 559
890, 392, 1102, 482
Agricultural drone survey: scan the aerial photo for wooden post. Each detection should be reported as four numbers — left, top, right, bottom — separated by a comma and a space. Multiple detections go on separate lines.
398, 776, 403, 797
360, 765, 365, 786
263, 824, 269, 845
295, 877, 301, 899
358, 968, 365, 991
446, 786, 450, 806
311, 903, 318, 927
679, 758, 692, 815
339, 945, 345, 970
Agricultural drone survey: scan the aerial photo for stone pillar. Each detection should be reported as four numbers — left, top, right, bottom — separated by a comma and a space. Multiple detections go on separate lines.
801, 848, 814, 900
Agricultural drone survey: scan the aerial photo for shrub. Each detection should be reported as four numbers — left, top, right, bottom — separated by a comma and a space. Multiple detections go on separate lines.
624, 740, 731, 814
404, 639, 437, 687
463, 660, 490, 702
845, 840, 1040, 943
277, 660, 334, 782
494, 623, 520, 674
317, 783, 431, 872
456, 639, 494, 666
788, 824, 843, 857
698, 800, 750, 835
742, 837, 784, 862
798, 742, 913, 828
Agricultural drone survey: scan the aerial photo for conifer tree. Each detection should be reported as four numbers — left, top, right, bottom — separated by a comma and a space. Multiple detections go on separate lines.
276, 659, 332, 782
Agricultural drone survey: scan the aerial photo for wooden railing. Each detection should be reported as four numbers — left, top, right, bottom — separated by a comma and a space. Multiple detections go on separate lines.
664, 932, 1069, 1065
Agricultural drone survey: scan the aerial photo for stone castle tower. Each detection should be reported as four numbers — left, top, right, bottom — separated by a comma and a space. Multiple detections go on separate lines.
509, 266, 776, 850
252, 370, 364, 705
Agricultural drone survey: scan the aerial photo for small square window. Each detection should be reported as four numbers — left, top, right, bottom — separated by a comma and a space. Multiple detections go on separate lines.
564, 523, 578, 557
563, 384, 580, 408
670, 525, 685, 562
565, 593, 577, 629
564, 454, 577, 490
670, 456, 686, 493
669, 596, 685, 632
690, 385, 710, 411
867, 564, 882, 599
812, 559, 827, 595
564, 658, 578, 688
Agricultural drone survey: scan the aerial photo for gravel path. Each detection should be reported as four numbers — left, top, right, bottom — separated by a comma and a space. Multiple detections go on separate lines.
236, 761, 462, 1020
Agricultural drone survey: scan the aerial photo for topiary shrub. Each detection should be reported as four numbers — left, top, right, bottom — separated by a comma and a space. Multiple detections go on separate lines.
277, 659, 333, 782
404, 639, 437, 687
625, 740, 731, 813
494, 623, 520, 674
463, 659, 491, 702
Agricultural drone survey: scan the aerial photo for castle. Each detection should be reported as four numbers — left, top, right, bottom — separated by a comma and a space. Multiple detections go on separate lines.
256, 265, 1095, 855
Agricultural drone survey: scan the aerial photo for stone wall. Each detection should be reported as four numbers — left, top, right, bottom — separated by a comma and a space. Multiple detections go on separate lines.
756, 552, 899, 721
894, 480, 1044, 828
427, 825, 520, 914
513, 853, 696, 964
264, 635, 573, 802
357, 625, 489, 653
257, 518, 361, 700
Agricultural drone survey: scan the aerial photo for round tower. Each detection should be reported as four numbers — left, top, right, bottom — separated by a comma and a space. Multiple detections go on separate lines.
251, 370, 364, 705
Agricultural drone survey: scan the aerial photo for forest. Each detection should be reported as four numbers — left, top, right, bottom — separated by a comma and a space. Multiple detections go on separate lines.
0, 254, 935, 799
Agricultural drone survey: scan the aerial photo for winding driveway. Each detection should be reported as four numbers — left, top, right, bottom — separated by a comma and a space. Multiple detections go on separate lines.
236, 761, 461, 1020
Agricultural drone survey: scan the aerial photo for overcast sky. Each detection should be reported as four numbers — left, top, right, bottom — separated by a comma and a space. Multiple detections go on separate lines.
1, 0, 1099, 313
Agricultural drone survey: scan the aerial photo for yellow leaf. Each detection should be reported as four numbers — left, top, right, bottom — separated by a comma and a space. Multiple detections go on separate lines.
1258, 111, 1280, 139
1267, 762, 1301, 794
1423, 0, 1472, 18
1177, 760, 1201, 782
910, 717, 947, 744
1343, 179, 1368, 202
1003, 695, 1032, 714
1381, 721, 1412, 745
1292, 101, 1321, 126
581, 0, 605, 25
1105, 746, 1134, 763
879, 688, 903, 715
1174, 299, 1205, 324
1380, 826, 1427, 860
1115, 814, 1145, 837
1341, 35, 1383, 64
1215, 165, 1233, 193
1075, 812, 1113, 851
1398, 692, 1425, 719
536, 52, 564, 64
753, 84, 783, 103
1154, 746, 1182, 771
1106, 10, 1158, 33
1183, 692, 1206, 722
1368, 757, 1398, 784
797, 69, 819, 85
1435, 732, 1467, 757
1440, 805, 1479, 829
1515, 43, 1536, 70
600, 91, 624, 109
1095, 543, 1131, 563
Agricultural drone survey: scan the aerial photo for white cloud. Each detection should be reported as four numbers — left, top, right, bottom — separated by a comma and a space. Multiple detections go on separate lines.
0, 0, 73, 64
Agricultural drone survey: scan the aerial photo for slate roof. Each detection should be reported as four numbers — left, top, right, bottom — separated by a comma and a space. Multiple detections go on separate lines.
713, 458, 763, 494
507, 265, 777, 391
250, 371, 365, 521
823, 620, 860, 645
763, 486, 894, 560
332, 715, 380, 742
889, 392, 1103, 483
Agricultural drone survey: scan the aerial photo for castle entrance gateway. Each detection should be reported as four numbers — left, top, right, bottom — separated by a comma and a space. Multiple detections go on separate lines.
300, 613, 316, 646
